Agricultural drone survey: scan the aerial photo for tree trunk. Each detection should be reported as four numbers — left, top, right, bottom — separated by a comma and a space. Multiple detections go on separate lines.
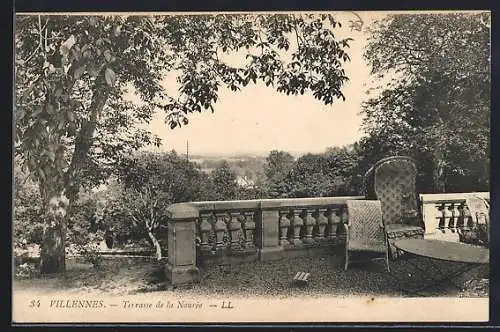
432, 158, 446, 193
39, 86, 109, 274
39, 191, 69, 274
147, 231, 162, 260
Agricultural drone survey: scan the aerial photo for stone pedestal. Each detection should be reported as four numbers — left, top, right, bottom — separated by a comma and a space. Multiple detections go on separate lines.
257, 208, 284, 261
165, 264, 200, 286
165, 203, 200, 286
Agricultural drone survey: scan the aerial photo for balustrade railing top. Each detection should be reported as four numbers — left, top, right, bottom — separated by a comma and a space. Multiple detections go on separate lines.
419, 192, 490, 242
187, 196, 365, 211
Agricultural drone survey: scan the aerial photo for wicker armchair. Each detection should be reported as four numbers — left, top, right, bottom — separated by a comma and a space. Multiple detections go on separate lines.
465, 194, 490, 225
344, 200, 390, 272
364, 156, 425, 259
460, 194, 490, 247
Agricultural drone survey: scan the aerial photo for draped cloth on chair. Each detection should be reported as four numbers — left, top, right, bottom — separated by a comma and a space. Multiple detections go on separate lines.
461, 194, 490, 247
465, 194, 490, 225
345, 200, 390, 272
364, 156, 425, 259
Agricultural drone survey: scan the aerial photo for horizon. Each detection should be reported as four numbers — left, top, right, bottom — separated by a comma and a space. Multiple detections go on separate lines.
136, 143, 357, 158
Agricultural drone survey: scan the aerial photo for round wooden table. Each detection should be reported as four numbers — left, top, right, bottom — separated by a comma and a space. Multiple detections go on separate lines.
393, 239, 489, 296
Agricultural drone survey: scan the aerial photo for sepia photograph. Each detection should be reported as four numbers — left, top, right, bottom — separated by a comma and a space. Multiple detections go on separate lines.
12, 10, 491, 324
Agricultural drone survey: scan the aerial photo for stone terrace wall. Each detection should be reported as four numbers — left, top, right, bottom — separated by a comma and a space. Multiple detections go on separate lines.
163, 196, 364, 286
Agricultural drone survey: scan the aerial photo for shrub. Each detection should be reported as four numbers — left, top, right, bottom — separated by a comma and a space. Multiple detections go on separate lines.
67, 228, 104, 270
13, 167, 44, 247
460, 223, 489, 248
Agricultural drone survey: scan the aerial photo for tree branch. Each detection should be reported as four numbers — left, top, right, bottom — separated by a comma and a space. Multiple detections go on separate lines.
64, 83, 110, 202
292, 18, 304, 51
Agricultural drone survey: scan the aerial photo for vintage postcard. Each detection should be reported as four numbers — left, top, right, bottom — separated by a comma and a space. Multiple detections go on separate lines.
12, 10, 491, 324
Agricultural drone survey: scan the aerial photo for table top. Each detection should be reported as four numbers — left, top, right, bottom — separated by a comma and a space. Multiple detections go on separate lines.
393, 239, 489, 264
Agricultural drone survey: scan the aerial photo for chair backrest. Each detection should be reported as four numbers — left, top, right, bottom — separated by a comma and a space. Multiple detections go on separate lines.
465, 194, 490, 225
364, 156, 418, 227
346, 200, 386, 252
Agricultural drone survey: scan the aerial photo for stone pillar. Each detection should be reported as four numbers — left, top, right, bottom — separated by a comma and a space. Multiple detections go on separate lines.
214, 212, 228, 251
257, 203, 284, 261
242, 211, 256, 248
165, 203, 200, 287
199, 214, 212, 253
290, 209, 304, 246
227, 212, 242, 249
302, 209, 315, 244
315, 208, 328, 241
279, 210, 290, 246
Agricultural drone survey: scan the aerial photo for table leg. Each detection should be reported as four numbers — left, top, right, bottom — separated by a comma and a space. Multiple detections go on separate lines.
397, 256, 482, 296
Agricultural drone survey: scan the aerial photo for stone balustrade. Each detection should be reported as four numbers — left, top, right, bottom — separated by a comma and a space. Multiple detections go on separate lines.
419, 192, 490, 242
163, 196, 363, 286
164, 192, 489, 286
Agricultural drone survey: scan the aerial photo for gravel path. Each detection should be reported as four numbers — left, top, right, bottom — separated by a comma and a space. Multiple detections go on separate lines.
13, 253, 489, 298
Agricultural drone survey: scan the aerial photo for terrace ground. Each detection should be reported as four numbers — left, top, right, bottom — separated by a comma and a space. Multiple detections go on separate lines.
13, 253, 489, 299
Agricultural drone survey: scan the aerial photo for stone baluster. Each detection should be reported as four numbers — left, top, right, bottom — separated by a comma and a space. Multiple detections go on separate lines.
326, 209, 334, 240
437, 203, 445, 231
315, 208, 328, 241
227, 211, 242, 249
242, 211, 256, 248
463, 202, 473, 228
443, 203, 453, 231
236, 213, 246, 247
199, 213, 213, 253
302, 209, 316, 244
279, 210, 290, 246
327, 208, 341, 242
457, 203, 465, 229
214, 212, 227, 250
451, 203, 460, 232
290, 209, 303, 246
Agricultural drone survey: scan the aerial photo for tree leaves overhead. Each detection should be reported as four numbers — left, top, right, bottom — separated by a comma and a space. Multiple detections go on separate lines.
104, 67, 116, 87
362, 12, 490, 192
15, 13, 353, 199
154, 13, 352, 128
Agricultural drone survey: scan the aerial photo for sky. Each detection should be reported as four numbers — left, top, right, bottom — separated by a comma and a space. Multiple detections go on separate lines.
137, 12, 388, 156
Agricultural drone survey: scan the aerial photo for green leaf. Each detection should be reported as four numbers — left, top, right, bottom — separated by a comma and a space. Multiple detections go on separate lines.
47, 150, 56, 162
114, 25, 122, 37
73, 66, 85, 79
17, 109, 25, 120
81, 44, 91, 53
60, 35, 76, 56
88, 17, 97, 27
46, 103, 55, 114
88, 66, 100, 77
39, 169, 45, 181
105, 67, 116, 87
67, 110, 75, 122
104, 50, 112, 62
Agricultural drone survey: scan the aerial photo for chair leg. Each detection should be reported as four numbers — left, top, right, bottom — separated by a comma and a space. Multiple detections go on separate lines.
385, 248, 390, 272
385, 236, 390, 272
344, 228, 349, 271
344, 250, 349, 271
